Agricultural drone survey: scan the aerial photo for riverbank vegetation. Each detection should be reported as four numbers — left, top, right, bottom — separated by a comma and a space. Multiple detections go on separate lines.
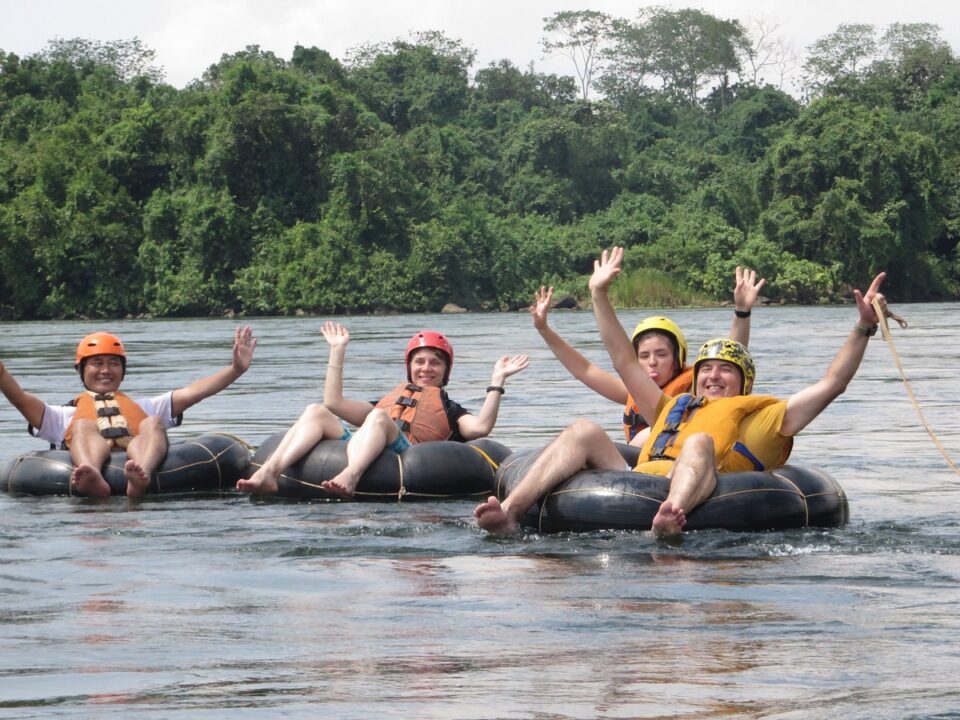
1, 12, 959, 319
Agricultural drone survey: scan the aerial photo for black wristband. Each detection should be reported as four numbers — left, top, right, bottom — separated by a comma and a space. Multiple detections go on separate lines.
853, 322, 878, 337
734, 309, 751, 318
486, 385, 505, 395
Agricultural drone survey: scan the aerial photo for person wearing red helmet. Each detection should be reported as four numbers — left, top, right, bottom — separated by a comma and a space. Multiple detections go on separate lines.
530, 265, 765, 445
0, 326, 258, 498
237, 321, 529, 497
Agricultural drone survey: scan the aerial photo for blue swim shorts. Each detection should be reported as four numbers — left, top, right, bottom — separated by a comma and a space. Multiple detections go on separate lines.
338, 422, 411, 454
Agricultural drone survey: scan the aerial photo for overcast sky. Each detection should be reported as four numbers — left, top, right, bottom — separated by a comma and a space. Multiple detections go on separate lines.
3, 0, 958, 88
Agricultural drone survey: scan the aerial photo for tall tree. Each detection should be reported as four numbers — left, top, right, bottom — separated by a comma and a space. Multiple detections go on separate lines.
803, 23, 877, 97
39, 37, 164, 83
541, 10, 614, 100
642, 8, 746, 105
739, 16, 799, 90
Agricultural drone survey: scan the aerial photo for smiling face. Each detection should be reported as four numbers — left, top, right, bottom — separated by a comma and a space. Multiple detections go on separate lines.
694, 359, 743, 400
407, 348, 449, 388
80, 354, 124, 393
635, 332, 679, 388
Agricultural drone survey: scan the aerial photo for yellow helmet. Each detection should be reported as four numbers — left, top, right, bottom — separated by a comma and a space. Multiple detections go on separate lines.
630, 316, 687, 368
693, 338, 755, 395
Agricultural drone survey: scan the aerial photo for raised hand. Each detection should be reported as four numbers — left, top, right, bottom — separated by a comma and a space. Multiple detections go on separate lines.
231, 325, 258, 373
321, 321, 350, 349
588, 247, 624, 294
493, 354, 531, 380
530, 286, 554, 331
734, 266, 766, 311
854, 272, 887, 325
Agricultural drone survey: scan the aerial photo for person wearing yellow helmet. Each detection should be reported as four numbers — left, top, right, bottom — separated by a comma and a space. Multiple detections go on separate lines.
476, 247, 890, 538
0, 326, 258, 498
530, 265, 764, 444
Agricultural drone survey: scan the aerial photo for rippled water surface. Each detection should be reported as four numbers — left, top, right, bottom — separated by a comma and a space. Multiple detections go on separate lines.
1, 305, 959, 719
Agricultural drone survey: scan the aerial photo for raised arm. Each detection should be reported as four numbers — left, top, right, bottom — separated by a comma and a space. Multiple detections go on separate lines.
589, 248, 664, 424
457, 354, 530, 440
0, 360, 46, 429
320, 321, 374, 427
531, 286, 628, 403
780, 272, 886, 436
728, 266, 765, 347
170, 325, 257, 417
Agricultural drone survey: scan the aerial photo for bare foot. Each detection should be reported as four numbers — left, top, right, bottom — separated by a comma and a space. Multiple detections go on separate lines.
474, 496, 519, 535
70, 464, 111, 497
651, 500, 686, 537
124, 459, 151, 498
320, 470, 361, 499
236, 466, 281, 495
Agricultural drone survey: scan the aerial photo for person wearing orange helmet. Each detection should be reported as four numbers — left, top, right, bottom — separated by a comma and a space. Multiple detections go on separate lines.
0, 326, 258, 498
237, 321, 529, 497
476, 248, 889, 537
530, 265, 765, 445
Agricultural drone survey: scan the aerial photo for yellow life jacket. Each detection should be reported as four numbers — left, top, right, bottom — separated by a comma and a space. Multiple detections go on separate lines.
623, 366, 694, 441
374, 383, 453, 444
64, 391, 148, 450
637, 393, 785, 473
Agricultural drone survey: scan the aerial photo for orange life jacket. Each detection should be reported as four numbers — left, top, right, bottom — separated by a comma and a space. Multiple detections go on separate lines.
623, 366, 694, 441
64, 391, 148, 450
374, 383, 453, 444
638, 393, 790, 473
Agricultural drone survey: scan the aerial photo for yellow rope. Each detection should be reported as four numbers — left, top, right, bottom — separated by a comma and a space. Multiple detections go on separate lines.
468, 445, 500, 471
872, 297, 960, 476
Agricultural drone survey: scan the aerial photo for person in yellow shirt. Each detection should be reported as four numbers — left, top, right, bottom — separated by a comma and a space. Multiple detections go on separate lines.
476, 247, 888, 538
529, 265, 764, 444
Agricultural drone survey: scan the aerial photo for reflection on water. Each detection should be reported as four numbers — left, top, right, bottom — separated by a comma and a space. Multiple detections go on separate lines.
1, 305, 960, 717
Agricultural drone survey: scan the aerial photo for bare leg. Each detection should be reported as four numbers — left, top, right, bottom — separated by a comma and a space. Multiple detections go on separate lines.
237, 404, 346, 494
474, 419, 625, 534
123, 416, 169, 499
68, 420, 112, 497
321, 409, 397, 498
651, 432, 718, 537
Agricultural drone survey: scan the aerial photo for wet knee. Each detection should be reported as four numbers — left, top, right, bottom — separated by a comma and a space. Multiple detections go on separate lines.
302, 403, 334, 422
363, 408, 393, 431
71, 419, 100, 436
139, 416, 165, 434
684, 432, 715, 457
564, 419, 605, 443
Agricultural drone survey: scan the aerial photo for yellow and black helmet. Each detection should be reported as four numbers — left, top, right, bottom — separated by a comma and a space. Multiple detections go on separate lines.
630, 316, 687, 369
693, 338, 755, 395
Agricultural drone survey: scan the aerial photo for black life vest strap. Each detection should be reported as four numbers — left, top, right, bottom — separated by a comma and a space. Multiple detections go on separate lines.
649, 395, 703, 460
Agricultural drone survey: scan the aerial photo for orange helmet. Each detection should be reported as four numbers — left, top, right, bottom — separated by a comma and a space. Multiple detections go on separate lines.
405, 331, 454, 386
75, 332, 127, 377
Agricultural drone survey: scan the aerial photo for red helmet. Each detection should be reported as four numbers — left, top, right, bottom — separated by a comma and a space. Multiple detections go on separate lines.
405, 331, 454, 386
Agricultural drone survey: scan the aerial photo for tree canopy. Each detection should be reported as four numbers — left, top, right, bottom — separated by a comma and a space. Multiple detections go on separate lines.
0, 14, 958, 320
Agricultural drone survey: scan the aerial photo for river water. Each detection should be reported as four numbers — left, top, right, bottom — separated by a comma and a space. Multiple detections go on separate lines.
1, 305, 959, 719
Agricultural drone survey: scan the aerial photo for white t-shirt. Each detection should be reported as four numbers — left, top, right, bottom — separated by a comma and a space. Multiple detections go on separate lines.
36, 391, 177, 446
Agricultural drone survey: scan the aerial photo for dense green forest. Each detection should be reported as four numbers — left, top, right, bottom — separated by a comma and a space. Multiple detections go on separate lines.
1, 10, 959, 319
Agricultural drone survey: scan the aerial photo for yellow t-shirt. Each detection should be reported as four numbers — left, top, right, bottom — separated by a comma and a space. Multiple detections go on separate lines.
737, 399, 791, 470
635, 397, 792, 476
